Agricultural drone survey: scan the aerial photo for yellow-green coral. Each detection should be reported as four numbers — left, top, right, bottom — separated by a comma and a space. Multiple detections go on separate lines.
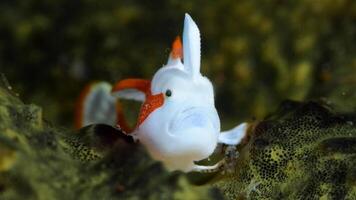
214, 101, 356, 199
0, 87, 220, 200
0, 85, 356, 199
0, 142, 16, 172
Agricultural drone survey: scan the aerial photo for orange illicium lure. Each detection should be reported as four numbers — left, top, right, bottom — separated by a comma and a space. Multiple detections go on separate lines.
75, 14, 248, 172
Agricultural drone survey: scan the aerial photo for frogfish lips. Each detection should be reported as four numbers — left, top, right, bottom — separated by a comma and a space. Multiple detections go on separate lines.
111, 79, 164, 130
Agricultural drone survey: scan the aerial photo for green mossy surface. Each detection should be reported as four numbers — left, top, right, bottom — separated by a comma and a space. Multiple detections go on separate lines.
215, 101, 356, 199
0, 87, 220, 200
1, 84, 355, 199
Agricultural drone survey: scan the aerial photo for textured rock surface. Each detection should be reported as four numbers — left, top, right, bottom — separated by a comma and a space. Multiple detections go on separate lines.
215, 101, 356, 199
0, 87, 221, 200
1, 86, 356, 200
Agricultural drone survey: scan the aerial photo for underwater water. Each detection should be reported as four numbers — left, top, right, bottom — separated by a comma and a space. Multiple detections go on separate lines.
0, 0, 355, 199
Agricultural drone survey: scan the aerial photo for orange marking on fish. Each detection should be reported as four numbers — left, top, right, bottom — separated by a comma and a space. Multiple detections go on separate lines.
112, 79, 151, 94
112, 79, 164, 131
74, 83, 94, 129
137, 93, 164, 126
171, 36, 183, 59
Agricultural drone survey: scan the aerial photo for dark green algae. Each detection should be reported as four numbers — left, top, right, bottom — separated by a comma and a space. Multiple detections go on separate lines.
0, 87, 221, 200
0, 85, 356, 200
214, 101, 356, 199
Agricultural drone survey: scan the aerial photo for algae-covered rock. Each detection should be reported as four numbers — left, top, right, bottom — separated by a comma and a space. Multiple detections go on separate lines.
1, 85, 356, 200
215, 101, 356, 199
0, 86, 221, 200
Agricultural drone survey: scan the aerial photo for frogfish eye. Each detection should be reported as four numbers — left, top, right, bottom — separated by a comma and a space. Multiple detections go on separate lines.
165, 89, 172, 97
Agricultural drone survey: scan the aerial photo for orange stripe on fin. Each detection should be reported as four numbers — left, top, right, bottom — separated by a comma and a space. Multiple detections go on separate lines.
74, 82, 95, 129
112, 79, 152, 133
171, 36, 183, 59
112, 78, 164, 130
112, 79, 151, 94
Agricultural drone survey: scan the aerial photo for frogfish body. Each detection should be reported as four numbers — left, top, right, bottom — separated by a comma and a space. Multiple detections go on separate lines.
76, 14, 247, 172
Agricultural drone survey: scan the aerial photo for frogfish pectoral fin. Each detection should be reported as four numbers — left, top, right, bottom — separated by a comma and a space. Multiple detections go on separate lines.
112, 79, 157, 132
218, 122, 248, 145
112, 79, 151, 133
112, 78, 164, 128
75, 82, 117, 129
112, 79, 151, 102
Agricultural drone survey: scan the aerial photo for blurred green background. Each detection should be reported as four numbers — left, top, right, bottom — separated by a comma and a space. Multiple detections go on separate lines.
0, 0, 355, 128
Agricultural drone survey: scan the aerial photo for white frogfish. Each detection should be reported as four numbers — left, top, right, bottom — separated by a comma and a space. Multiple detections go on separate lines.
76, 14, 248, 172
